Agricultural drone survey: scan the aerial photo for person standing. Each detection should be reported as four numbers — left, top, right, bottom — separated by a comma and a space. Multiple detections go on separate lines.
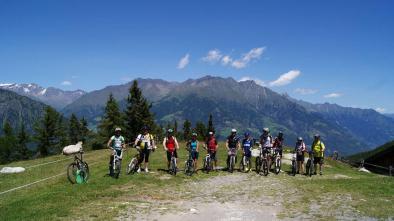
241, 132, 254, 171
107, 128, 126, 176
295, 137, 306, 174
204, 131, 219, 170
186, 132, 200, 172
134, 126, 156, 173
163, 129, 180, 171
226, 129, 240, 170
312, 134, 325, 175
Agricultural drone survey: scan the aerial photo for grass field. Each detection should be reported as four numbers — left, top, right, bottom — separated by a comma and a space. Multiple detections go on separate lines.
0, 142, 393, 220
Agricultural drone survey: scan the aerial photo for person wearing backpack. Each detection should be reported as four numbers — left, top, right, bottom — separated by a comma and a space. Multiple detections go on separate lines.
107, 127, 126, 176
163, 129, 180, 170
134, 126, 156, 173
204, 131, 219, 171
186, 132, 200, 172
312, 134, 326, 175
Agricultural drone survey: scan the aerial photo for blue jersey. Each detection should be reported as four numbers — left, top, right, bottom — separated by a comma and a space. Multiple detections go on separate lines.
242, 138, 253, 153
189, 140, 198, 151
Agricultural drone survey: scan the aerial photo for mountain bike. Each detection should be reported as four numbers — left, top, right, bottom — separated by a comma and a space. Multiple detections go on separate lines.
112, 149, 123, 179
305, 151, 314, 177
203, 152, 213, 173
240, 154, 251, 173
228, 148, 237, 173
184, 150, 195, 176
168, 151, 177, 176
291, 151, 297, 176
256, 147, 269, 176
273, 148, 282, 175
67, 150, 89, 184
126, 147, 141, 175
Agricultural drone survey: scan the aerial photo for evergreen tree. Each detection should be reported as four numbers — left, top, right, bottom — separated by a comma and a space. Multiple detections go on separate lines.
34, 106, 64, 156
183, 119, 192, 141
57, 115, 69, 152
17, 123, 30, 160
0, 121, 16, 163
79, 117, 89, 144
98, 94, 124, 144
207, 114, 215, 134
195, 121, 207, 141
124, 80, 156, 140
69, 113, 81, 144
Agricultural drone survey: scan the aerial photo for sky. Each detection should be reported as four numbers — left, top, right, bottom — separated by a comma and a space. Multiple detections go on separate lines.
1, 0, 393, 113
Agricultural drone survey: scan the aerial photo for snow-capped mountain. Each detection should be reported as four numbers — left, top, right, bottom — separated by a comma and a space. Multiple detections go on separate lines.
0, 83, 86, 110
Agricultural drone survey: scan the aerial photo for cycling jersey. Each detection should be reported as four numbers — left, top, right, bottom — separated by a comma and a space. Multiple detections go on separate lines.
312, 140, 325, 158
227, 135, 239, 149
260, 135, 272, 148
110, 135, 125, 150
206, 137, 217, 151
165, 136, 176, 152
295, 141, 306, 155
188, 140, 198, 151
273, 137, 284, 149
242, 138, 253, 154
136, 134, 154, 149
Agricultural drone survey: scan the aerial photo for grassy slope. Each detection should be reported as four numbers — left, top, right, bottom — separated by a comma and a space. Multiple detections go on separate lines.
347, 140, 394, 162
0, 142, 393, 220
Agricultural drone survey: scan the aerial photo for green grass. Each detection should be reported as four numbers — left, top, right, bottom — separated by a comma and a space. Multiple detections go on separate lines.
1, 142, 393, 220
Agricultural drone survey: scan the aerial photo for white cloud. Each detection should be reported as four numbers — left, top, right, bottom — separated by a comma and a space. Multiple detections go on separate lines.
61, 81, 72, 86
294, 88, 317, 95
221, 55, 232, 65
324, 93, 342, 98
269, 70, 301, 87
231, 47, 265, 69
177, 54, 190, 69
375, 107, 386, 113
238, 76, 265, 86
202, 49, 223, 63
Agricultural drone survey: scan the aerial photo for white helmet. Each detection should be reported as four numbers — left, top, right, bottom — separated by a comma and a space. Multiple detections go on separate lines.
231, 128, 237, 133
263, 128, 269, 133
115, 127, 122, 132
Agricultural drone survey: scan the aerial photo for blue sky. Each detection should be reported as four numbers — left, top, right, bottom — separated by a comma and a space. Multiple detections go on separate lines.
1, 0, 393, 113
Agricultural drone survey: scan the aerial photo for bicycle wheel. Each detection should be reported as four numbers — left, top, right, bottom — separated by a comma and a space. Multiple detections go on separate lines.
262, 159, 269, 176
80, 161, 90, 182
291, 160, 297, 176
114, 160, 121, 179
67, 163, 78, 184
127, 158, 138, 175
306, 160, 311, 177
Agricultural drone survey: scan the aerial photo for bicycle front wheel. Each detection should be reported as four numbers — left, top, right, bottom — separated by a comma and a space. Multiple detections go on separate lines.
67, 163, 78, 184
262, 160, 269, 176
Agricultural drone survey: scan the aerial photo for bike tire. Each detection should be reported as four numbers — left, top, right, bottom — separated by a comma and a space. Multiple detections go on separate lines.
262, 160, 269, 176
81, 161, 90, 182
127, 158, 138, 175
67, 162, 78, 184
114, 160, 121, 179
306, 159, 311, 177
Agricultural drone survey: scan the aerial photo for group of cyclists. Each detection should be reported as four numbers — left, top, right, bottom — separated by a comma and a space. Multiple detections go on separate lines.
107, 125, 326, 177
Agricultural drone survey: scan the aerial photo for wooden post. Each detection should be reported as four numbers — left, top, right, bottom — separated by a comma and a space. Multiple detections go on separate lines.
360, 160, 364, 168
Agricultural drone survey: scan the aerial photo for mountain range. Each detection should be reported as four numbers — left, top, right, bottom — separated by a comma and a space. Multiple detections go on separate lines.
0, 83, 86, 110
0, 89, 47, 134
1, 76, 393, 155
59, 76, 394, 155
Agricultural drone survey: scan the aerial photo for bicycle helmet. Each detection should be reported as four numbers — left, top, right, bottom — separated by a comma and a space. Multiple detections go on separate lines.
231, 128, 237, 133
314, 134, 320, 138
141, 125, 149, 131
244, 132, 250, 137
298, 137, 303, 141
167, 128, 174, 133
115, 127, 122, 132
209, 131, 214, 135
192, 132, 197, 137
278, 131, 283, 137
263, 128, 270, 133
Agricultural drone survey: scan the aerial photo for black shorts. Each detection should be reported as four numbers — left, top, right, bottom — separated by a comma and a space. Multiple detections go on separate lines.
166, 150, 178, 162
191, 151, 199, 160
314, 157, 324, 165
208, 151, 217, 161
296, 154, 305, 162
139, 148, 150, 163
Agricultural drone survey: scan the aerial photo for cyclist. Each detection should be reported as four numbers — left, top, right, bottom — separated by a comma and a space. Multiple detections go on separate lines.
241, 132, 254, 171
186, 132, 200, 172
134, 126, 156, 173
226, 129, 240, 170
107, 127, 126, 177
163, 129, 179, 171
260, 128, 273, 169
312, 134, 326, 175
295, 137, 306, 174
204, 131, 219, 171
272, 131, 284, 158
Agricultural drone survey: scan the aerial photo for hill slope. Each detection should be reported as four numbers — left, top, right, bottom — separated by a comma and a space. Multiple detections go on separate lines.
0, 83, 86, 110
0, 89, 48, 134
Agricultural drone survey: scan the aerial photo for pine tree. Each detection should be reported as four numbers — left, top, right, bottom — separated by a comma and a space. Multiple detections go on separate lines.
69, 113, 81, 144
195, 121, 207, 141
207, 114, 215, 134
34, 106, 64, 156
79, 117, 89, 144
124, 80, 156, 140
0, 121, 16, 163
183, 119, 192, 141
98, 94, 124, 144
17, 123, 30, 160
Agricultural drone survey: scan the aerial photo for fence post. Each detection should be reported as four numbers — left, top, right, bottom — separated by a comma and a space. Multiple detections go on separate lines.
360, 160, 364, 168
390, 165, 392, 176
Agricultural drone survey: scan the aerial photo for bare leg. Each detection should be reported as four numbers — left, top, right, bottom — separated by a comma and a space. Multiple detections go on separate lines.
301, 162, 304, 174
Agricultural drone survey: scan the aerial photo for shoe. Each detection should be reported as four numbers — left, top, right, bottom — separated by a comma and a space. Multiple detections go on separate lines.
145, 168, 149, 173
313, 172, 317, 175
137, 168, 141, 173
319, 171, 323, 176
